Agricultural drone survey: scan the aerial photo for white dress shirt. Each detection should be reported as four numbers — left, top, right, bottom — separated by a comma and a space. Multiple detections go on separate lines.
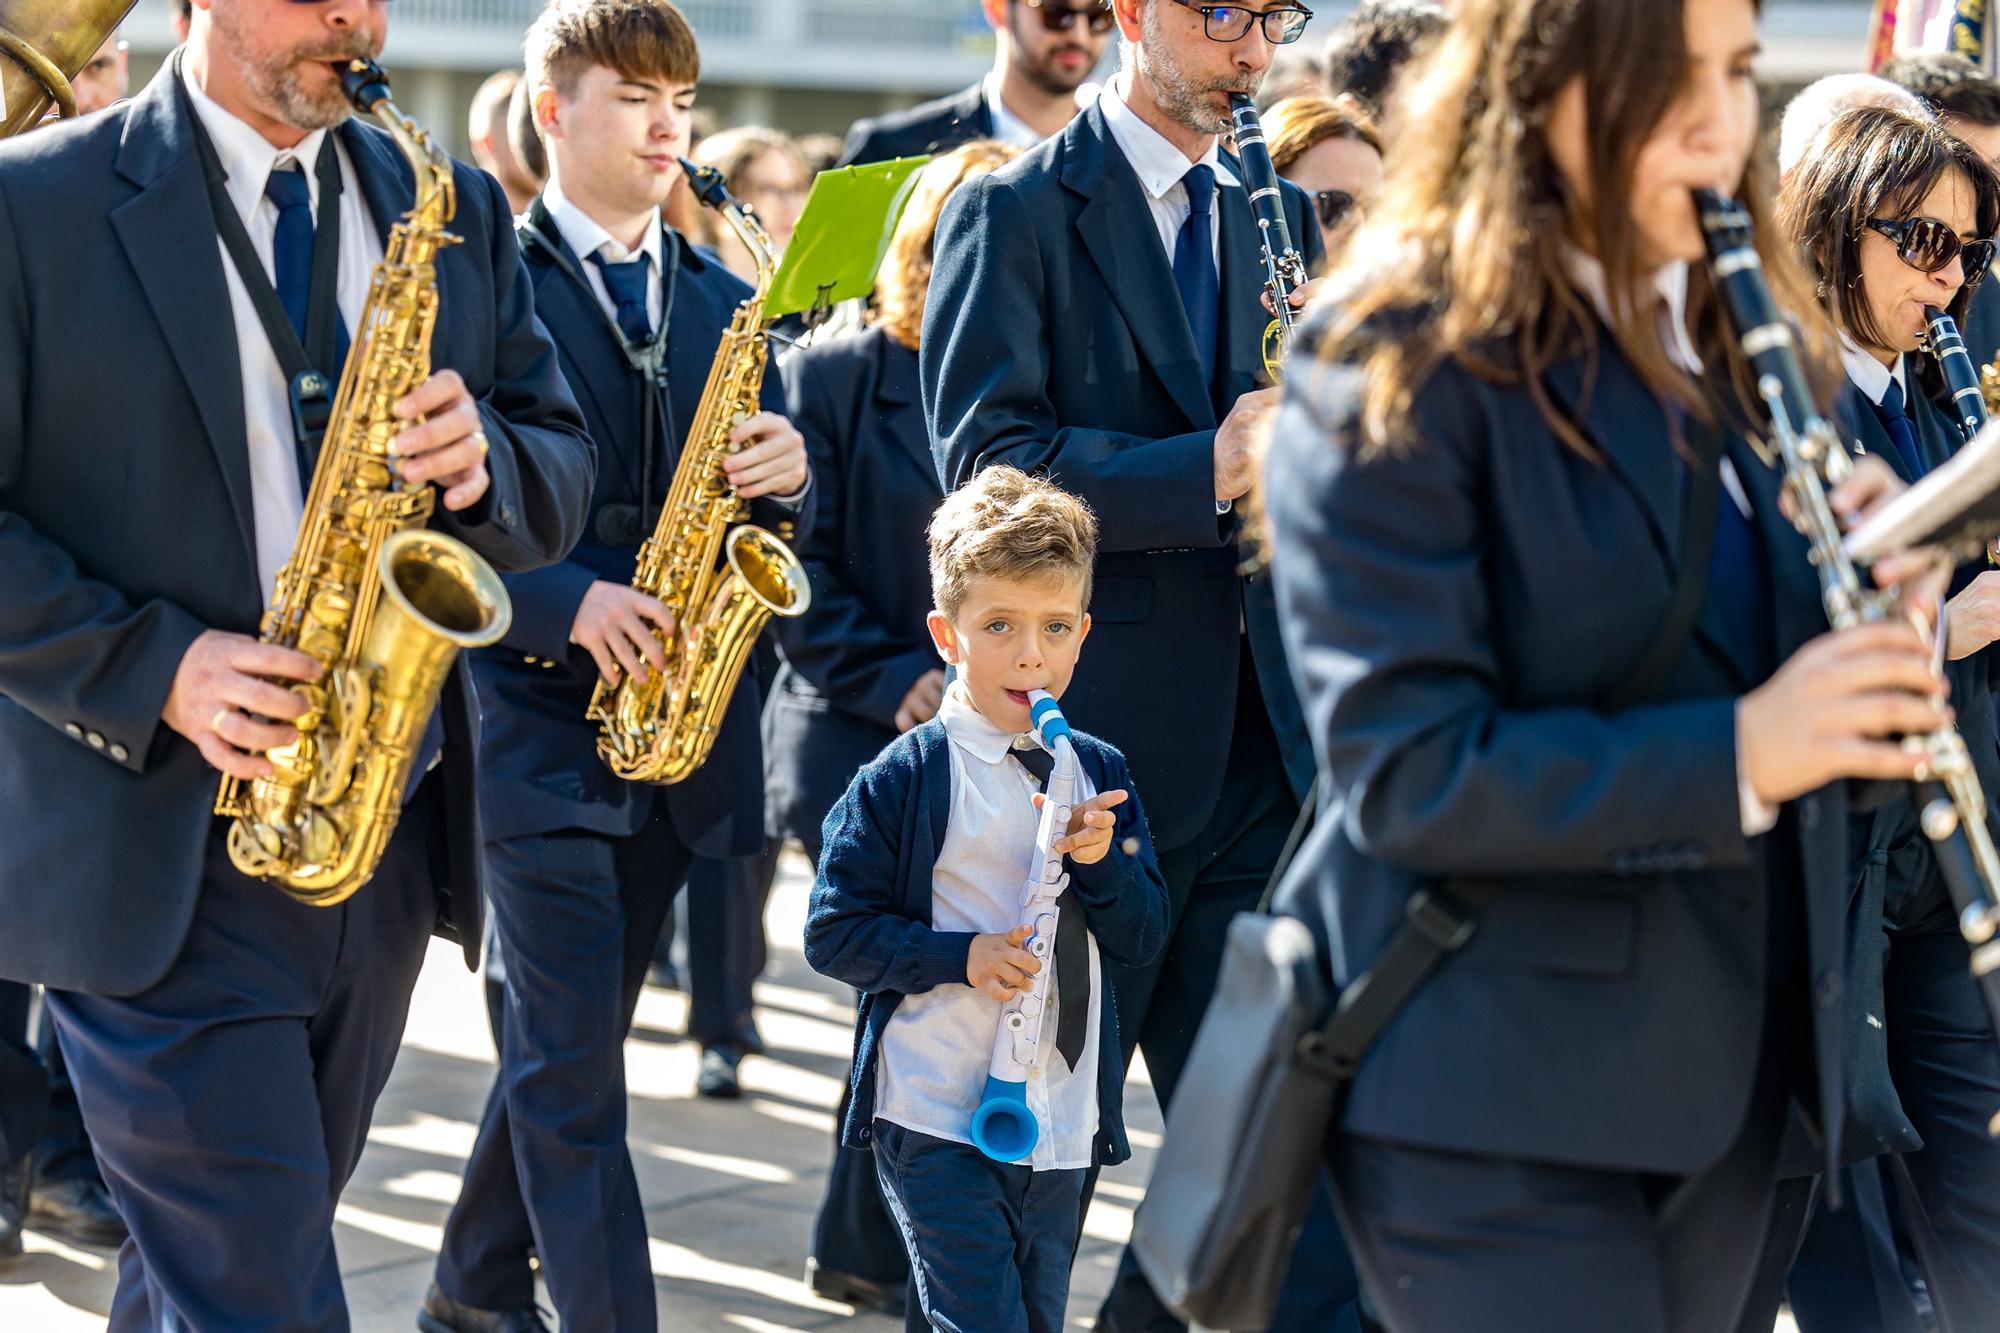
1839, 333, 1908, 409
875, 681, 1104, 1172
542, 176, 666, 331
983, 72, 1051, 151
1566, 251, 1779, 837
183, 66, 385, 606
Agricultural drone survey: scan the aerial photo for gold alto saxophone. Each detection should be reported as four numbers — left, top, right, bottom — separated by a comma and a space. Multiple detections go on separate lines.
216, 58, 511, 906
588, 159, 811, 784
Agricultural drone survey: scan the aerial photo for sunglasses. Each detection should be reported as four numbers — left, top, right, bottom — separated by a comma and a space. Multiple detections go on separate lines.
1865, 215, 1997, 289
1314, 189, 1356, 229
1018, 0, 1116, 35
1162, 0, 1314, 44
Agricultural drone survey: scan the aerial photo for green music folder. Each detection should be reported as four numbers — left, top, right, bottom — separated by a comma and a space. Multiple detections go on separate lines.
765, 155, 930, 322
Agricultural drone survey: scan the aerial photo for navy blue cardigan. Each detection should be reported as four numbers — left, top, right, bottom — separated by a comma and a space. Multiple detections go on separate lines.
804, 718, 1170, 1166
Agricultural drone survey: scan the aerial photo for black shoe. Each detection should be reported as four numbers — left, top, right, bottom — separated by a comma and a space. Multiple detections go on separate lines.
696, 1044, 743, 1098
805, 1261, 907, 1317
415, 1283, 551, 1333
735, 1014, 766, 1057
27, 1176, 127, 1248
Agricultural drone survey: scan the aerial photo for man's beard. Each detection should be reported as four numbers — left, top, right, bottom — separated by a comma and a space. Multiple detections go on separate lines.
1137, 3, 1257, 135
212, 8, 376, 131
1019, 35, 1098, 97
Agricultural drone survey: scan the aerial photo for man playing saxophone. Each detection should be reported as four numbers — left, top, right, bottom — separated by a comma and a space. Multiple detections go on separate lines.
422, 3, 810, 1329
0, 0, 595, 1326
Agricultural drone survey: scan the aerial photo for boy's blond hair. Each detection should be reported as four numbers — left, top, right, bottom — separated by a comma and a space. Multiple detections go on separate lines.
927, 467, 1097, 620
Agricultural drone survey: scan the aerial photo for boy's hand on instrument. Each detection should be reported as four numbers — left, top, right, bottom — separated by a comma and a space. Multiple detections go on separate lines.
1034, 788, 1129, 865
968, 924, 1041, 1001
724, 412, 809, 499
570, 581, 676, 686
1947, 571, 2000, 661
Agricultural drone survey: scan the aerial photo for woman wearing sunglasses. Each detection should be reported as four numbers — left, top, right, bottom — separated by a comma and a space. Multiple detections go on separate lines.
1263, 92, 1381, 256
1260, 0, 1951, 1327
1776, 102, 2000, 1333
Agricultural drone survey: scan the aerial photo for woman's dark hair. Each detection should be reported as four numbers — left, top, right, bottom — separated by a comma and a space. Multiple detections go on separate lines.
1317, 0, 1832, 461
1779, 105, 2000, 352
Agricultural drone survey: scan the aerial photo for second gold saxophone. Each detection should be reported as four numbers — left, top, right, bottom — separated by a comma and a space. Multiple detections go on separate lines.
215, 58, 511, 906
589, 160, 812, 785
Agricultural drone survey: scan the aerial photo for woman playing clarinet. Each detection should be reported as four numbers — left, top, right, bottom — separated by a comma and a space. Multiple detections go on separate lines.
1262, 1, 1951, 1329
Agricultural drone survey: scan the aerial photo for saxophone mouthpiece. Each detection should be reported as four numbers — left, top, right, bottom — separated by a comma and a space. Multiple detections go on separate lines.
681, 158, 733, 211
336, 57, 393, 115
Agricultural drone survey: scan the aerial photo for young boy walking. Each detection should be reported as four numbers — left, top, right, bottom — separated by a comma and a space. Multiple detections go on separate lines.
806, 466, 1170, 1333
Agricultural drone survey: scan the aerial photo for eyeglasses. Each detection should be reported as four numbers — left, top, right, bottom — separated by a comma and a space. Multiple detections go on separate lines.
1161, 0, 1314, 45
1018, 0, 1116, 36
1866, 215, 1998, 289
1313, 189, 1356, 229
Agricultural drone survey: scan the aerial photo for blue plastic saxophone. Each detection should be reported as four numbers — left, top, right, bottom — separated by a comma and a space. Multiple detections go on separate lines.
970, 689, 1080, 1163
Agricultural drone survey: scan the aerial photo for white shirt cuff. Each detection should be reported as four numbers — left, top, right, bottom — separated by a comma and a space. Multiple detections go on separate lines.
1736, 725, 1778, 836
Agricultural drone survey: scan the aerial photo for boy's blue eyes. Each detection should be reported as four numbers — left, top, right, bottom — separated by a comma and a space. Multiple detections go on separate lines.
982, 620, 1071, 635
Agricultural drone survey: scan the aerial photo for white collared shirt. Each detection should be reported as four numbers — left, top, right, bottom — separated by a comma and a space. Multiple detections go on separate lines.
542, 175, 667, 332
983, 71, 1050, 151
183, 65, 385, 605
1839, 333, 1908, 408
875, 681, 1104, 1171
1097, 73, 1239, 271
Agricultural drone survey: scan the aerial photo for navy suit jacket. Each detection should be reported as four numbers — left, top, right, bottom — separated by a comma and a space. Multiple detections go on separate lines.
1823, 375, 2000, 1166
1264, 316, 1857, 1178
0, 66, 595, 995
767, 327, 942, 845
838, 83, 994, 168
924, 99, 1324, 850
473, 195, 811, 855
803, 719, 1169, 1165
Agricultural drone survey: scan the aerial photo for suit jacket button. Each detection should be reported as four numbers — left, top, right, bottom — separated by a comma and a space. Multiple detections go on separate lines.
64, 722, 83, 739
110, 743, 129, 763
523, 654, 540, 666
1815, 970, 1842, 1006
86, 730, 106, 750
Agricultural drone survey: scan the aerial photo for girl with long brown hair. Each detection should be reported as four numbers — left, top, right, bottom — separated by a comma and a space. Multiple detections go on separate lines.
1260, 0, 1948, 1328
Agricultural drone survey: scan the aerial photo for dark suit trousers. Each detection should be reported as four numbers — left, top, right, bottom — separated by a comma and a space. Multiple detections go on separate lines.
684, 844, 779, 1050
435, 813, 696, 1331
1096, 643, 1354, 1331
1790, 907, 2000, 1332
1327, 1011, 1796, 1333
0, 980, 100, 1186
45, 786, 441, 1333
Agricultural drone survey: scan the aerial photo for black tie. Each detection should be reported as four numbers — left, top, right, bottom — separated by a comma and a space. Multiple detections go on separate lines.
1011, 744, 1091, 1073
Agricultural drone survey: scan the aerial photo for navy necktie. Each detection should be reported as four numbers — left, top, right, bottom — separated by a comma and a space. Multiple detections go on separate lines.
1173, 164, 1219, 390
1876, 376, 1928, 481
265, 158, 350, 479
1011, 744, 1091, 1073
590, 251, 655, 345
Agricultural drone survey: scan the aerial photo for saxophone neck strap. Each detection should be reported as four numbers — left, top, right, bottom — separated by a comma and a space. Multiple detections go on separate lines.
177, 56, 346, 462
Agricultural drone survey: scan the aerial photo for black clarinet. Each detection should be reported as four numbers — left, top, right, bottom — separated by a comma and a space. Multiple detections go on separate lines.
1697, 188, 2000, 1134
1922, 304, 1990, 444
1228, 93, 1310, 383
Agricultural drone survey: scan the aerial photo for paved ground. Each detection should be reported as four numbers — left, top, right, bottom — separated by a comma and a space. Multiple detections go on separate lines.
0, 846, 1805, 1331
